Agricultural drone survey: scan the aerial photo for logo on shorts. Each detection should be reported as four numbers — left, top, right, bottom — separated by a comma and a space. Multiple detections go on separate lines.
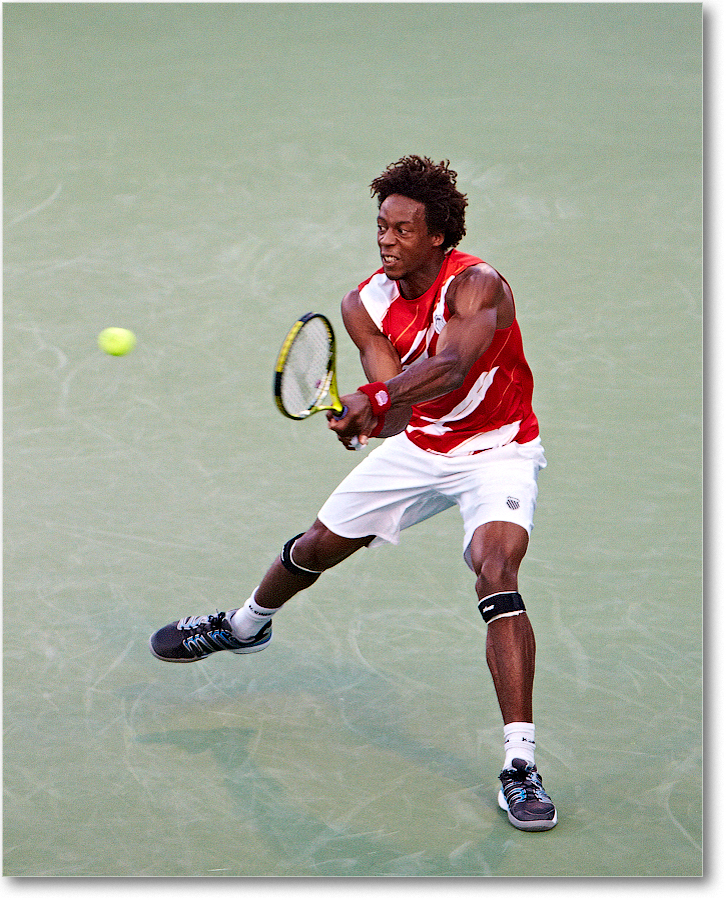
506, 496, 520, 510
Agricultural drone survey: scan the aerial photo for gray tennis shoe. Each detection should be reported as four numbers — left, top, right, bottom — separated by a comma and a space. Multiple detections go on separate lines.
150, 610, 271, 662
497, 758, 558, 831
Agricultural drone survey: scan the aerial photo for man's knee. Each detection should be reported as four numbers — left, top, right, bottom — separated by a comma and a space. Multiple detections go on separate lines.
476, 553, 522, 595
470, 522, 529, 594
280, 532, 323, 579
287, 520, 372, 573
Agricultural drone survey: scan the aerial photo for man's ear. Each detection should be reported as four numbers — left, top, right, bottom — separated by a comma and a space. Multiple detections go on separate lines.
431, 232, 445, 248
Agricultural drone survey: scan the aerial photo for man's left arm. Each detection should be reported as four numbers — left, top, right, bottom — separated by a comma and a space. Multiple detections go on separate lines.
328, 264, 509, 446
346, 264, 506, 415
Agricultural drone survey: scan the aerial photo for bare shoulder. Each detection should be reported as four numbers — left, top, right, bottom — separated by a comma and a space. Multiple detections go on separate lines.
451, 262, 507, 293
341, 287, 361, 311
341, 288, 373, 329
448, 262, 514, 325
340, 287, 381, 347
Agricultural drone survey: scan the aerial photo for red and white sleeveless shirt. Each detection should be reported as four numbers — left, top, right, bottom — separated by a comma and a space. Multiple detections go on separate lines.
357, 249, 539, 456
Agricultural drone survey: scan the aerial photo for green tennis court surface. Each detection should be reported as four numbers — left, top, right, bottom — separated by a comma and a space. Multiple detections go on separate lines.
4, 2, 702, 878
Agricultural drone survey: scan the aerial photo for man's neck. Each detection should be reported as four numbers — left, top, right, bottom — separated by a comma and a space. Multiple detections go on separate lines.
397, 251, 448, 300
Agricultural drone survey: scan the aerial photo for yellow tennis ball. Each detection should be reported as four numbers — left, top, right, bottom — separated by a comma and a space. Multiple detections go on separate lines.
98, 327, 136, 356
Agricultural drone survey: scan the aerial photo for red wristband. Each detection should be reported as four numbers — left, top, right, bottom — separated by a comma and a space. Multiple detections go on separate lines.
357, 382, 392, 415
357, 382, 391, 438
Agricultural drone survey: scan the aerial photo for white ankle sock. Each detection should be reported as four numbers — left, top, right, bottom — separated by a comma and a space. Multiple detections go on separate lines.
230, 591, 278, 640
503, 721, 536, 768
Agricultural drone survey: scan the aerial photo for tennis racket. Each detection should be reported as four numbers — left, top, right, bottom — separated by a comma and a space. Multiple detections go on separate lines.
274, 312, 361, 448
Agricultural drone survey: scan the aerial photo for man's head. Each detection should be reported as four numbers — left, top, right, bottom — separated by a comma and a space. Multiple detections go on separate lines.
370, 155, 468, 252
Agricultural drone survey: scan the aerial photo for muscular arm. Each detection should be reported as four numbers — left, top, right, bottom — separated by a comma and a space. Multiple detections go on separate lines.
330, 291, 412, 443
340, 290, 403, 384
388, 264, 509, 406
329, 264, 513, 446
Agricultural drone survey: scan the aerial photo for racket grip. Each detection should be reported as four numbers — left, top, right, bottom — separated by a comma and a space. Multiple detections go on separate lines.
332, 406, 363, 450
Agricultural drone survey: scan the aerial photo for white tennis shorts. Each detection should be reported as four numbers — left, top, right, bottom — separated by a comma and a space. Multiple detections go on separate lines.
317, 432, 547, 571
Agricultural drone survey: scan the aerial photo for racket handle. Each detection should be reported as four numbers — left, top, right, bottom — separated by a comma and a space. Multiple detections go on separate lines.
333, 406, 362, 450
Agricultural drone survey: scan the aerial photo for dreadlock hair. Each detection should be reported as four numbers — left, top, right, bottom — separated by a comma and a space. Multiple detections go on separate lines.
370, 155, 468, 252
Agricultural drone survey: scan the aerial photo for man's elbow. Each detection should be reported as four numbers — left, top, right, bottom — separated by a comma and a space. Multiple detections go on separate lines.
435, 351, 471, 392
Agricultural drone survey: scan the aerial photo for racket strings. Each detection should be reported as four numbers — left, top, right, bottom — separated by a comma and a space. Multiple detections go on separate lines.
280, 318, 333, 416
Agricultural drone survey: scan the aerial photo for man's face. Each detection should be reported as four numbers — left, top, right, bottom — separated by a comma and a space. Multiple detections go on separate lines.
377, 194, 444, 281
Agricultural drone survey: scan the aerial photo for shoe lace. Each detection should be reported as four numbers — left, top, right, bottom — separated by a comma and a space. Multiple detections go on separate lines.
525, 770, 550, 802
178, 611, 227, 633
507, 782, 528, 803
503, 765, 550, 805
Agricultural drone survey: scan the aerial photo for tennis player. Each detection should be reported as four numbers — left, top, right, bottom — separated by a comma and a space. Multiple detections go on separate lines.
150, 156, 558, 832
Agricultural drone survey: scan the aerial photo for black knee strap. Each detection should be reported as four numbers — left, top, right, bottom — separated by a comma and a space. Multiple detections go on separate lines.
478, 591, 526, 624
280, 533, 322, 580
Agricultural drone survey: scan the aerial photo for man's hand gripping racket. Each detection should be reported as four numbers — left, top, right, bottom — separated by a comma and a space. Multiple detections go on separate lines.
273, 312, 364, 450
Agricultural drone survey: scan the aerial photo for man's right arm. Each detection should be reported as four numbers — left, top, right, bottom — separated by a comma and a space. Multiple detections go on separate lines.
326, 291, 411, 445
340, 289, 402, 383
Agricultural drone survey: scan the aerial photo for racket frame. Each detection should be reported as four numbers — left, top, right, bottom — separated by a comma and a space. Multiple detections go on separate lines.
273, 312, 346, 420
